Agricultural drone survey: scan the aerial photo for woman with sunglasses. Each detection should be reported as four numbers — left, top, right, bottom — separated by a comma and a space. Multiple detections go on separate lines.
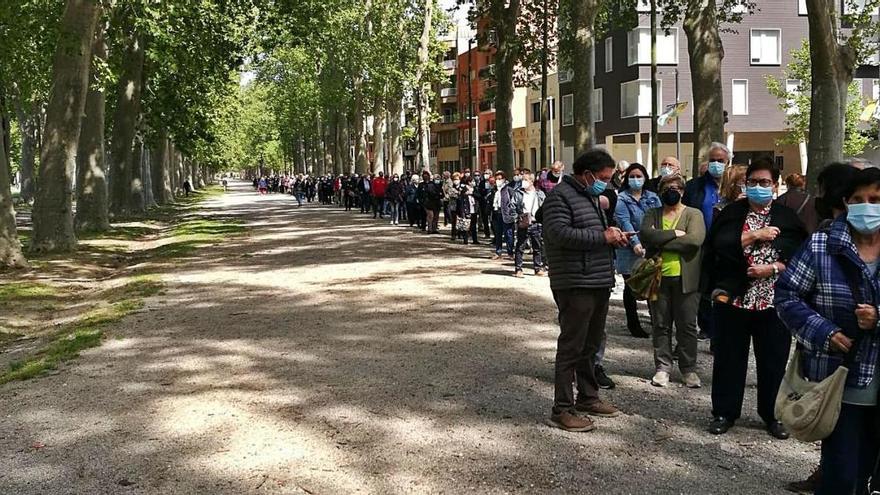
701, 158, 807, 438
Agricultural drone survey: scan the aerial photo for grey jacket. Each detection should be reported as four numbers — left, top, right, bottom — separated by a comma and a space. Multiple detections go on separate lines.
543, 175, 615, 291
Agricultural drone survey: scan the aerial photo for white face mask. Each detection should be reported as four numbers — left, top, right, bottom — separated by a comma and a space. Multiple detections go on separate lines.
522, 180, 532, 189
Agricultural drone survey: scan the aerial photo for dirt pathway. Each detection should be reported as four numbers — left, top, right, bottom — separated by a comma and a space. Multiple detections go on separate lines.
0, 181, 818, 494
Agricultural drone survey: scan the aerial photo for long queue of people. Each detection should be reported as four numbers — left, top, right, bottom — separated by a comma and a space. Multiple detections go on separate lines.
265, 145, 877, 494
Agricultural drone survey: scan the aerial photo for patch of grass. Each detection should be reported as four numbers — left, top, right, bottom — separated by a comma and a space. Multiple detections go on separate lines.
0, 277, 163, 385
0, 281, 62, 301
171, 218, 245, 237
79, 225, 158, 241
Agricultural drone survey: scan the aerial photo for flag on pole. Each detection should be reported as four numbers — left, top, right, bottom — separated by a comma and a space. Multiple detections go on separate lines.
658, 101, 689, 127
860, 100, 879, 122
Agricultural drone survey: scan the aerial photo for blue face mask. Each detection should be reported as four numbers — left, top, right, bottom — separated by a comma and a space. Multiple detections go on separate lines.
659, 167, 673, 177
708, 161, 725, 178
847, 203, 880, 235
587, 173, 607, 196
746, 185, 774, 205
628, 177, 645, 190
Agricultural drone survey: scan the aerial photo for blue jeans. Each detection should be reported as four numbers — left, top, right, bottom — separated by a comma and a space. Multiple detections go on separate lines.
389, 201, 400, 223
492, 211, 513, 256
294, 191, 303, 206
818, 403, 880, 494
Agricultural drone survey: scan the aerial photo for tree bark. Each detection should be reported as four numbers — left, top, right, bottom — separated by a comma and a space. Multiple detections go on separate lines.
141, 142, 156, 208
683, 0, 726, 176
0, 109, 28, 268
415, 0, 434, 172
75, 20, 109, 233
30, 0, 101, 253
493, 0, 523, 177
151, 130, 173, 204
129, 136, 146, 212
561, 0, 599, 157
372, 100, 386, 174
388, 96, 404, 174
108, 17, 145, 216
13, 100, 39, 203
805, 0, 856, 189
354, 85, 369, 174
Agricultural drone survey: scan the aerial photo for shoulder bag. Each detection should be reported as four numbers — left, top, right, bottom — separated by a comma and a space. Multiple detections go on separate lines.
626, 208, 683, 302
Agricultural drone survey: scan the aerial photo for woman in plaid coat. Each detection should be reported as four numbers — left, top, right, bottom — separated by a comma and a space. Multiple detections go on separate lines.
775, 167, 880, 494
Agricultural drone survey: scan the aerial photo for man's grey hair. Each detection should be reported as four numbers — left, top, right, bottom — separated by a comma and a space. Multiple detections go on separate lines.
708, 142, 731, 159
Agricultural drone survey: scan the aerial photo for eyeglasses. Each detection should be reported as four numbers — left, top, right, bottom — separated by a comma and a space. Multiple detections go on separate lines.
746, 179, 775, 188
660, 162, 676, 167
663, 186, 683, 192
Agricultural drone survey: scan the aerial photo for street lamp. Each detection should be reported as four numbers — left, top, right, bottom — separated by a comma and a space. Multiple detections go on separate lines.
547, 95, 556, 164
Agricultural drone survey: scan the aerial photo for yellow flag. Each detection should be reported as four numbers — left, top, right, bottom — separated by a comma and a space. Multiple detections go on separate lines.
861, 100, 879, 122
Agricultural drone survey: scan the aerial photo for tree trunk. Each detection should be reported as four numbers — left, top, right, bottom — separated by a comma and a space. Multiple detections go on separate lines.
493, 0, 522, 177
372, 100, 386, 174
415, 0, 434, 172
562, 0, 599, 157
539, 0, 549, 170
75, 19, 109, 233
30, 0, 101, 253
0, 111, 28, 268
13, 101, 39, 203
108, 20, 145, 216
683, 0, 725, 176
334, 110, 345, 175
129, 137, 146, 212
353, 84, 369, 174
142, 143, 156, 208
151, 131, 173, 204
388, 96, 404, 174
805, 0, 856, 189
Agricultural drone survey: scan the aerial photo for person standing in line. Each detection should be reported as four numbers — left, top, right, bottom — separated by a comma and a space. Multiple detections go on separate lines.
776, 173, 819, 235
455, 183, 479, 245
513, 170, 547, 278
684, 143, 730, 342
445, 172, 462, 240
701, 159, 807, 438
421, 172, 443, 234
646, 156, 680, 194
405, 174, 422, 229
490, 171, 516, 260
476, 169, 494, 239
358, 174, 372, 214
537, 161, 565, 193
776, 167, 880, 495
613, 163, 660, 338
385, 174, 405, 225
371, 172, 388, 219
639, 174, 706, 388
543, 149, 628, 432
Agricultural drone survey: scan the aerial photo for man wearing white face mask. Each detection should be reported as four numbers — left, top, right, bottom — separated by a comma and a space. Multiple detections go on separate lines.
513, 171, 548, 278
683, 142, 729, 232
646, 156, 681, 193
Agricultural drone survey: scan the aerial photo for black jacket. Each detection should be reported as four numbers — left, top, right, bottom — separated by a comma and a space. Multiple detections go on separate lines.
700, 199, 807, 299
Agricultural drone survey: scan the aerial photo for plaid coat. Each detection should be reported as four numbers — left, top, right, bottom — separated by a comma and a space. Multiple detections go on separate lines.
774, 217, 880, 388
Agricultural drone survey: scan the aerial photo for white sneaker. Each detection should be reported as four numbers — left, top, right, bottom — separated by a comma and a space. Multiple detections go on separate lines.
651, 371, 669, 387
683, 372, 702, 389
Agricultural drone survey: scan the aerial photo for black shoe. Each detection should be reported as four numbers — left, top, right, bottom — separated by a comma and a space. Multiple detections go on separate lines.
628, 325, 650, 338
709, 417, 734, 435
595, 365, 616, 390
767, 421, 790, 440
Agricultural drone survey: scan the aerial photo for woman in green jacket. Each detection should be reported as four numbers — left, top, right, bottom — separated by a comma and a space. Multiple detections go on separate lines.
639, 174, 706, 388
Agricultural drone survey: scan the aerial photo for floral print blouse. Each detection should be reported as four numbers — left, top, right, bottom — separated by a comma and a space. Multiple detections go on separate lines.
733, 206, 781, 311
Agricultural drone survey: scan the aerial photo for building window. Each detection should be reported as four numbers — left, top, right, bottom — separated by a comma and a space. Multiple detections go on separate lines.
594, 89, 604, 122
750, 29, 782, 65
605, 38, 613, 72
786, 79, 802, 115
530, 148, 537, 169
621, 80, 661, 118
873, 79, 879, 100
562, 94, 574, 127
627, 27, 677, 65
732, 79, 749, 115
798, 0, 807, 15
532, 102, 541, 123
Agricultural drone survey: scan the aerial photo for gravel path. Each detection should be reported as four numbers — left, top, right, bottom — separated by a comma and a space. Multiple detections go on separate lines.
0, 181, 818, 494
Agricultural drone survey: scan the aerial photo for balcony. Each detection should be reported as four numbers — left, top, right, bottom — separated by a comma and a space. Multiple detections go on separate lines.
442, 59, 457, 70
478, 99, 495, 112
481, 131, 497, 144
478, 64, 495, 80
441, 113, 459, 124
440, 87, 457, 98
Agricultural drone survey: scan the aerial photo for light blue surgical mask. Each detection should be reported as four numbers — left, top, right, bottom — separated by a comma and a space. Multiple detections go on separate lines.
746, 185, 774, 205
628, 177, 645, 190
587, 172, 607, 196
708, 161, 725, 178
847, 203, 880, 235
659, 166, 673, 177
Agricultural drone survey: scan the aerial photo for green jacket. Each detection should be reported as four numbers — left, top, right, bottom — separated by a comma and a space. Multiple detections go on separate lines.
639, 206, 706, 294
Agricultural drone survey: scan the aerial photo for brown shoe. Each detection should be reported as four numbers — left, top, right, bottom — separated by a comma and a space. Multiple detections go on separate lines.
575, 400, 621, 418
535, 270, 548, 277
786, 466, 820, 494
490, 254, 502, 260
547, 411, 595, 432
513, 270, 524, 278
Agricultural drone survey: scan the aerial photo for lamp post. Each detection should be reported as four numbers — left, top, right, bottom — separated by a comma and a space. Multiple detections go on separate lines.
547, 95, 556, 163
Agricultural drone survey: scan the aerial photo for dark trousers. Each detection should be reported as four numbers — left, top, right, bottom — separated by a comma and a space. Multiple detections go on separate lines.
552, 288, 611, 414
479, 201, 491, 238
406, 202, 420, 227
622, 275, 642, 332
710, 304, 791, 424
344, 193, 354, 211
818, 403, 880, 495
492, 211, 514, 256
514, 224, 545, 272
360, 192, 371, 213
372, 196, 384, 218
425, 208, 439, 233
448, 210, 458, 239
698, 296, 715, 337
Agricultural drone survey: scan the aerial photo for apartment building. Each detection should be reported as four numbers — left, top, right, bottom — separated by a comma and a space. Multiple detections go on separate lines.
514, 72, 564, 171
559, 0, 879, 177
